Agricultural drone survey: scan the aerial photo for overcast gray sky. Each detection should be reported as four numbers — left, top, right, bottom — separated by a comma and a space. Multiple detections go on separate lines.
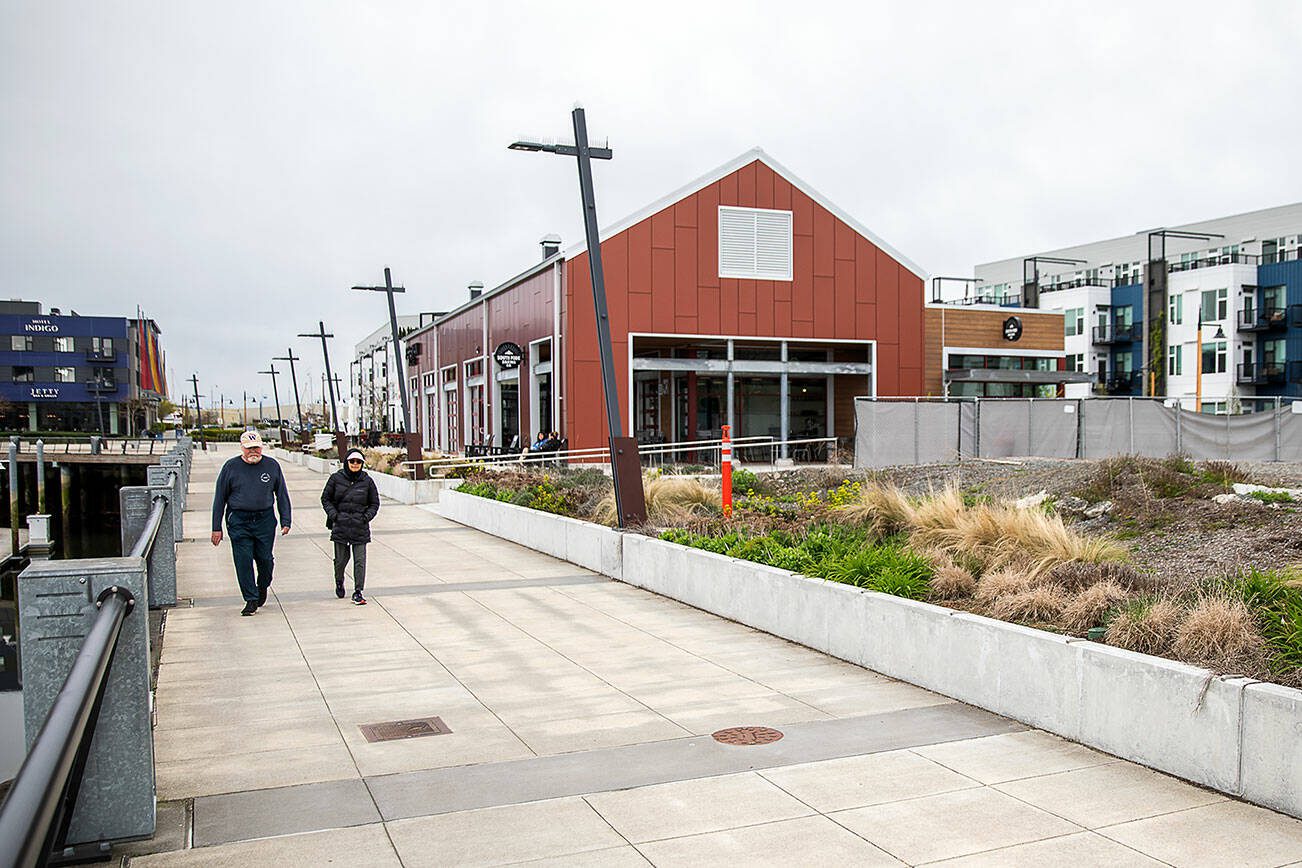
4, 1, 1301, 406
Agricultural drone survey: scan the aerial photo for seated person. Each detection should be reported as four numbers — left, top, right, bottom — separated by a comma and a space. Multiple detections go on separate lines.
529, 432, 550, 452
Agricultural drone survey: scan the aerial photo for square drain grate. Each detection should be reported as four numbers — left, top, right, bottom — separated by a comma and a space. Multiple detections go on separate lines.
359, 716, 452, 743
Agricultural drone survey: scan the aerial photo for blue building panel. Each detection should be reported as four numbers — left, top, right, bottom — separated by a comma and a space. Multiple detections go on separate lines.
1108, 282, 1145, 395
1253, 261, 1302, 398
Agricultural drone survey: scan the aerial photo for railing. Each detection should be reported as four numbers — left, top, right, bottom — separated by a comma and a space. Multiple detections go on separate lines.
5, 436, 177, 455
1261, 247, 1302, 265
0, 586, 135, 868
0, 439, 189, 867
83, 350, 116, 363
1167, 252, 1260, 273
83, 380, 119, 394
1039, 277, 1113, 292
1237, 307, 1287, 331
400, 434, 845, 475
1236, 362, 1286, 385
1092, 323, 1141, 344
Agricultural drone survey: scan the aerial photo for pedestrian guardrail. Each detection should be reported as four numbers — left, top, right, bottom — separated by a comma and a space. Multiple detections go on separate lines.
397, 434, 843, 475
0, 438, 191, 867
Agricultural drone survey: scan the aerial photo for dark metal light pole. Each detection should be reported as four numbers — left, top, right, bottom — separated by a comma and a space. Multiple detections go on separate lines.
273, 349, 306, 443
352, 267, 424, 477
298, 322, 345, 457
259, 364, 286, 447
189, 374, 205, 450
509, 106, 647, 526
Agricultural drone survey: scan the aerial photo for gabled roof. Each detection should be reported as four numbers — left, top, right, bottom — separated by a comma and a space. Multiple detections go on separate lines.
562, 146, 927, 281
422, 147, 928, 333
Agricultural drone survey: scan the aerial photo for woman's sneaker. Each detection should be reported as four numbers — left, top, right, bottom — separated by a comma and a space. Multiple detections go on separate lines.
335, 580, 346, 599
351, 590, 367, 606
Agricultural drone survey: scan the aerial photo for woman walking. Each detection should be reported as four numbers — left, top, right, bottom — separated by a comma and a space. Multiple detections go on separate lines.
321, 449, 380, 605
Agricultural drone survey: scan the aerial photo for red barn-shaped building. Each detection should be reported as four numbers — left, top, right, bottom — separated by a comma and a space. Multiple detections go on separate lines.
406, 149, 926, 456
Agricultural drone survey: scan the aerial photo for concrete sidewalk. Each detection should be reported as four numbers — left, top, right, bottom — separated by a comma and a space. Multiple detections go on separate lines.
122, 445, 1302, 866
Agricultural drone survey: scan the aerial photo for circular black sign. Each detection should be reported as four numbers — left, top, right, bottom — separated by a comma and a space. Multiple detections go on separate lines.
493, 341, 523, 369
1002, 316, 1023, 342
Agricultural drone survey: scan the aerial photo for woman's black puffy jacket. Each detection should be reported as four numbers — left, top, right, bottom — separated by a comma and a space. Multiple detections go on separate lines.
321, 468, 380, 544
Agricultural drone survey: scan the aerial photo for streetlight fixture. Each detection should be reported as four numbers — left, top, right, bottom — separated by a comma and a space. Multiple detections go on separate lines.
352, 267, 423, 477
1195, 308, 1228, 414
298, 322, 346, 457
259, 364, 286, 447
272, 349, 306, 444
508, 106, 647, 526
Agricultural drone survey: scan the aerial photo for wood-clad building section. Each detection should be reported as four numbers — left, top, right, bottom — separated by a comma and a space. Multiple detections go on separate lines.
923, 306, 1067, 396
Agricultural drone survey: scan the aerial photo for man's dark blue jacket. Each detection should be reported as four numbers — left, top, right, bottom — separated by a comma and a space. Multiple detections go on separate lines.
211, 455, 292, 531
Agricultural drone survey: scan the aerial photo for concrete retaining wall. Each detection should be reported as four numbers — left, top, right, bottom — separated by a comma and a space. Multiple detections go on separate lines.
439, 489, 622, 578
268, 448, 461, 504
440, 490, 1302, 820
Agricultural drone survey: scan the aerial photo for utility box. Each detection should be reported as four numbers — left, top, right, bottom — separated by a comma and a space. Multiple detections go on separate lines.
18, 557, 155, 846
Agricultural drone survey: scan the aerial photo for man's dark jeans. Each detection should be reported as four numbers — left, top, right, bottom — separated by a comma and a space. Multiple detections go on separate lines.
227, 508, 277, 603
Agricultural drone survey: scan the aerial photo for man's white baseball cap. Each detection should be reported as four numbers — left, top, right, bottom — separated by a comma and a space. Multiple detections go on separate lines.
239, 430, 264, 448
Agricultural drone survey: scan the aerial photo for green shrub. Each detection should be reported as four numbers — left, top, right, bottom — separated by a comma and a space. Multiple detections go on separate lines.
1235, 569, 1302, 675
730, 467, 761, 496
1249, 490, 1295, 505
657, 524, 932, 601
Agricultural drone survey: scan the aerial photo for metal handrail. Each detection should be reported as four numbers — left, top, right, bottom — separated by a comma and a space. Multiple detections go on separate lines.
128, 494, 168, 559
398, 436, 778, 472
0, 586, 135, 868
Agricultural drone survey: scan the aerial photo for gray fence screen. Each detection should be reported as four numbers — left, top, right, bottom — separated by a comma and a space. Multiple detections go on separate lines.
854, 397, 1302, 468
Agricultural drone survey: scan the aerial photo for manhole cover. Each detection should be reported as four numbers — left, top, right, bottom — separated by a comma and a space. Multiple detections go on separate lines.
359, 716, 452, 743
711, 726, 784, 746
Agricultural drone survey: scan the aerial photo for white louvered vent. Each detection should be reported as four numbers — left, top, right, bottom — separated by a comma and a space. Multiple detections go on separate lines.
718, 206, 793, 281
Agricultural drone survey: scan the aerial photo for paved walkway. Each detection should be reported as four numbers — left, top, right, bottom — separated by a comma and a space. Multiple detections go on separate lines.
122, 445, 1302, 866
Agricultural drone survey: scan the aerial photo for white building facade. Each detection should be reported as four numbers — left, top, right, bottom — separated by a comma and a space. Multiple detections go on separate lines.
964, 202, 1302, 411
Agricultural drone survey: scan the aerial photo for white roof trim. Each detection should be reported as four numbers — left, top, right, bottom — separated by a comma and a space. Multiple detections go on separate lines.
562, 147, 927, 281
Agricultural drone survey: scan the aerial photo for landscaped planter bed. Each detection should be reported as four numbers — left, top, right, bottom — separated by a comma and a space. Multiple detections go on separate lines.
438, 485, 1302, 821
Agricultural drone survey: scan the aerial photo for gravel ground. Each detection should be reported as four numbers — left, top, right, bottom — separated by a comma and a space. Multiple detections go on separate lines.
761, 458, 1302, 588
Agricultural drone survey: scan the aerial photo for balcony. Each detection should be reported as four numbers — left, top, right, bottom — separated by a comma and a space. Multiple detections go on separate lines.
1039, 277, 1114, 293
85, 348, 117, 363
1167, 253, 1260, 274
1092, 323, 1142, 345
85, 378, 120, 394
1236, 362, 1286, 386
1238, 307, 1288, 332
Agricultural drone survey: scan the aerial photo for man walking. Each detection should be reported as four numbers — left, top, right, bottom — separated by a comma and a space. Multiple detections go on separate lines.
211, 430, 292, 615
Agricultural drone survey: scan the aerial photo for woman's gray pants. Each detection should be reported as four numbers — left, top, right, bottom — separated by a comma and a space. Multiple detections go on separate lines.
333, 541, 367, 591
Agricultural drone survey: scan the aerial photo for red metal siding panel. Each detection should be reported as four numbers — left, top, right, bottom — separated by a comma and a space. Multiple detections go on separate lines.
651, 208, 674, 249
699, 286, 721, 333
755, 164, 775, 209
696, 183, 720, 289
756, 281, 775, 335
737, 162, 757, 206
674, 226, 698, 321
627, 220, 653, 294
651, 248, 676, 332
834, 258, 856, 340
813, 207, 835, 278
719, 278, 740, 334
813, 275, 835, 335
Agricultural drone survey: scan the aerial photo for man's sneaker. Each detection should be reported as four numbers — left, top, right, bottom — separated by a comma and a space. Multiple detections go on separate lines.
351, 590, 367, 606
335, 581, 346, 599
240, 601, 257, 616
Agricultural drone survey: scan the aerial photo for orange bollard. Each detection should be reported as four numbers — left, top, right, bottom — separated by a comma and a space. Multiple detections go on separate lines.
721, 424, 732, 517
